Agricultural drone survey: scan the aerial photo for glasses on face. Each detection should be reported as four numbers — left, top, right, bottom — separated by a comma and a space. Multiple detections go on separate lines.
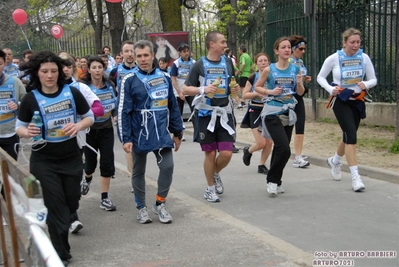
298, 47, 305, 51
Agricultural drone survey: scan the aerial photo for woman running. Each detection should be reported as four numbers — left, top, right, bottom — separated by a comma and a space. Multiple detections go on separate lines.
242, 53, 273, 175
317, 28, 377, 192
255, 37, 305, 196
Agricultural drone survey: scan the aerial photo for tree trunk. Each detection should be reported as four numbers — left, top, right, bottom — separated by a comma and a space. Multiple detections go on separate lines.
86, 0, 103, 53
157, 0, 183, 31
105, 2, 127, 54
228, 0, 238, 56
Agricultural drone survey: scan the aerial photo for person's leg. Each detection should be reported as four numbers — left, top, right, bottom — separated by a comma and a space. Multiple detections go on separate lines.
265, 115, 292, 186
82, 130, 99, 194
30, 157, 74, 261
260, 138, 273, 166
98, 128, 116, 210
132, 151, 148, 209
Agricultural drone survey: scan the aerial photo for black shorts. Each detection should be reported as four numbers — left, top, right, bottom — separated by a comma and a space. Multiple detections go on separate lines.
248, 105, 263, 129
239, 76, 249, 88
194, 113, 236, 144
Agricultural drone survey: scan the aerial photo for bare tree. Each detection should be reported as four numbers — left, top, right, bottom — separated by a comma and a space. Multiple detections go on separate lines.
157, 0, 183, 31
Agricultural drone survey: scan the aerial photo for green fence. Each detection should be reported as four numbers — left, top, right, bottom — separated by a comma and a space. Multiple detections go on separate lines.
264, 0, 397, 103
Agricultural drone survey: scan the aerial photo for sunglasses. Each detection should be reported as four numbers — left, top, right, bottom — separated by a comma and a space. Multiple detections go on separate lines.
298, 47, 306, 51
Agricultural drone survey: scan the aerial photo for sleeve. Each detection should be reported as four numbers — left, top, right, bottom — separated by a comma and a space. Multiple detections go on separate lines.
184, 60, 202, 87
17, 92, 37, 123
317, 54, 337, 95
362, 54, 377, 90
13, 77, 27, 102
71, 87, 91, 115
75, 83, 100, 106
117, 74, 135, 143
170, 61, 179, 76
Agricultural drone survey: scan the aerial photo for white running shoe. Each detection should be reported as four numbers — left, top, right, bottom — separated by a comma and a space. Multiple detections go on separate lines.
293, 157, 310, 168
277, 186, 285, 194
137, 207, 152, 224
327, 157, 342, 181
69, 220, 83, 234
153, 203, 173, 223
267, 182, 278, 195
213, 174, 224, 194
352, 175, 365, 192
204, 189, 220, 202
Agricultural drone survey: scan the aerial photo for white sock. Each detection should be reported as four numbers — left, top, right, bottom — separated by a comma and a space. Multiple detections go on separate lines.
332, 153, 342, 165
349, 166, 359, 178
295, 155, 301, 160
207, 185, 215, 191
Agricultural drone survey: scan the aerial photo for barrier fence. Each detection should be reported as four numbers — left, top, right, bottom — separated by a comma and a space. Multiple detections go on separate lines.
0, 148, 63, 267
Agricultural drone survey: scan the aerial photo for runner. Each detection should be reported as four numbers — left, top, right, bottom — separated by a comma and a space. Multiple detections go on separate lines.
242, 53, 273, 175
317, 28, 377, 192
254, 37, 305, 196
182, 31, 239, 203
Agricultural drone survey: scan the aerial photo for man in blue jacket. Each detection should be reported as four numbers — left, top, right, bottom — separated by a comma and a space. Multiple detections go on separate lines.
117, 40, 184, 224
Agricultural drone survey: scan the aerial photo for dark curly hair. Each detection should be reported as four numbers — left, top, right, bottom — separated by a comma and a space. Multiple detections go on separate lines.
19, 50, 70, 90
82, 56, 107, 85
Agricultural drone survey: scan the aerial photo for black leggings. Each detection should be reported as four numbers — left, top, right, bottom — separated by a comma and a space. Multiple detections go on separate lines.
294, 94, 305, 134
265, 115, 293, 186
332, 98, 361, 145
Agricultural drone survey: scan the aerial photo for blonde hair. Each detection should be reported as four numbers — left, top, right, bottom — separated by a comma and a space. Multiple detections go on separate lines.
342, 28, 361, 45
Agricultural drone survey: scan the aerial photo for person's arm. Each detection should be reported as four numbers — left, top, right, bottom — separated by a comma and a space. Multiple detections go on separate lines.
295, 69, 305, 96
117, 75, 134, 144
254, 66, 281, 96
317, 54, 337, 95
359, 54, 377, 90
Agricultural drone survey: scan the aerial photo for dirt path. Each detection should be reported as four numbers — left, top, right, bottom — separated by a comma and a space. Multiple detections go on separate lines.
236, 121, 399, 173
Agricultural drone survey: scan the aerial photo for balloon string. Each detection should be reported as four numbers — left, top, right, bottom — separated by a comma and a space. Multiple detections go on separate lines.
58, 40, 62, 51
19, 26, 32, 50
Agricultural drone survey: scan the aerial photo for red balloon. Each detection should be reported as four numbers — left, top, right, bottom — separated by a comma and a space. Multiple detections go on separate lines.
105, 0, 122, 2
51, 25, 63, 39
12, 9, 28, 26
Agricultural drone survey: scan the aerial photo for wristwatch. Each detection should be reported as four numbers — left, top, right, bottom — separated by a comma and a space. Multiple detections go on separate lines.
173, 131, 183, 140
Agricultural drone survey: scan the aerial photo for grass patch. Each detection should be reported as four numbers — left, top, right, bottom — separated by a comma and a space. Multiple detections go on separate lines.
316, 117, 338, 124
389, 139, 399, 154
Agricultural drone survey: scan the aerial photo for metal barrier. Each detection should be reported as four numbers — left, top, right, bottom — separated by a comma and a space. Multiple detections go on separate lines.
0, 148, 64, 267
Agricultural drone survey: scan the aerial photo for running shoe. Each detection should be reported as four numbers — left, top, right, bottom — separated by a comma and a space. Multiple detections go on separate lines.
233, 145, 239, 153
137, 207, 152, 224
327, 157, 342, 181
80, 178, 91, 195
214, 173, 224, 194
69, 220, 83, 234
258, 165, 269, 174
267, 182, 278, 195
100, 198, 116, 211
152, 203, 173, 223
352, 175, 365, 192
293, 157, 310, 168
204, 189, 220, 202
242, 146, 252, 166
277, 185, 284, 194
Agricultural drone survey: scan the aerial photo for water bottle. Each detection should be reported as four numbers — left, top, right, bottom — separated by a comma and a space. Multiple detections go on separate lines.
31, 111, 43, 141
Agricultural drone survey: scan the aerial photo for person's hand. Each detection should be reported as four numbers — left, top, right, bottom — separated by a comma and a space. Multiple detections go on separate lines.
7, 100, 18, 111
27, 123, 41, 138
63, 122, 81, 137
173, 136, 181, 152
296, 74, 303, 84
357, 81, 367, 90
123, 142, 133, 153
331, 85, 341, 96
271, 86, 283, 96
304, 76, 312, 83
204, 84, 218, 94
231, 83, 240, 93
178, 92, 186, 101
